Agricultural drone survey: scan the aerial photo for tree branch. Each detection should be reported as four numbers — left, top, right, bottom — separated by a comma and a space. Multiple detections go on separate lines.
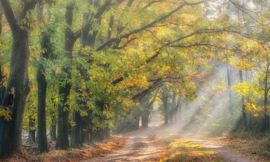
0, 0, 18, 33
20, 0, 39, 21
143, 0, 165, 9
74, 0, 112, 39
132, 78, 163, 100
96, 1, 204, 51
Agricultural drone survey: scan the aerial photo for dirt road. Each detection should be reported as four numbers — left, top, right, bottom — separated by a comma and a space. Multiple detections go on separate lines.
179, 134, 262, 162
169, 123, 263, 162
86, 123, 263, 162
85, 124, 162, 162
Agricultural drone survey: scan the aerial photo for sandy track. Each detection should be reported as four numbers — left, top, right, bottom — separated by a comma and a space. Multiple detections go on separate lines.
168, 123, 264, 162
85, 124, 162, 162
85, 122, 264, 162
179, 134, 262, 162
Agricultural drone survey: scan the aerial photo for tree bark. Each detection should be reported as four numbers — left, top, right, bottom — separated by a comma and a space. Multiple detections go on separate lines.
0, 0, 38, 157
56, 3, 76, 150
71, 111, 82, 148
28, 116, 35, 144
239, 70, 247, 131
36, 1, 51, 152
162, 94, 169, 125
262, 60, 269, 132
227, 61, 233, 115
142, 115, 149, 128
50, 119, 57, 141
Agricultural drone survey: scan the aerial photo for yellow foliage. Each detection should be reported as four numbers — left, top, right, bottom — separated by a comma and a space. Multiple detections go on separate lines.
232, 82, 250, 96
0, 107, 12, 121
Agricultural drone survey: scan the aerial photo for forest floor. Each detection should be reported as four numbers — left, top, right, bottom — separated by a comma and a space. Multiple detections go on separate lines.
88, 122, 266, 162
2, 122, 269, 162
1, 136, 125, 162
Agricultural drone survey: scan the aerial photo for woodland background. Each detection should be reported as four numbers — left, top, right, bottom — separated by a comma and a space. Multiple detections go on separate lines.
0, 0, 270, 159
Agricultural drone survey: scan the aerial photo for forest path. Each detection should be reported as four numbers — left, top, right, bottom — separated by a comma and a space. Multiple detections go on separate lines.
178, 134, 261, 162
85, 122, 163, 162
86, 122, 263, 162
165, 123, 264, 162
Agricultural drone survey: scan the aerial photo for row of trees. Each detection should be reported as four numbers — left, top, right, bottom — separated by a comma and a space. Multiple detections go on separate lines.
0, 0, 269, 159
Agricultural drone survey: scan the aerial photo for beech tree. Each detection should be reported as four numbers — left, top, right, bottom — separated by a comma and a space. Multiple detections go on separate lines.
0, 0, 38, 157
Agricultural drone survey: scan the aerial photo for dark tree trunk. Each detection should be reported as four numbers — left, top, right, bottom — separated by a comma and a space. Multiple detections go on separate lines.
239, 70, 247, 131
142, 116, 149, 128
0, 7, 5, 157
28, 116, 35, 144
0, 27, 30, 158
92, 129, 103, 141
162, 94, 168, 125
71, 111, 82, 148
262, 61, 270, 132
56, 3, 76, 150
36, 1, 50, 153
0, 0, 37, 157
134, 117, 140, 130
50, 120, 57, 141
50, 103, 57, 141
81, 115, 90, 143
104, 127, 110, 138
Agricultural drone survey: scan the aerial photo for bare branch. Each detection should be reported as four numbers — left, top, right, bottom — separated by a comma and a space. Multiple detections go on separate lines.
143, 0, 165, 9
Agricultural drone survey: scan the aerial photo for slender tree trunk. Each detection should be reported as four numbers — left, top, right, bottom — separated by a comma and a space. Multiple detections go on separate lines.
36, 1, 50, 153
81, 116, 90, 143
50, 118, 57, 141
0, 6, 5, 157
28, 116, 35, 144
262, 61, 269, 132
162, 95, 168, 125
71, 111, 82, 148
142, 111, 149, 128
239, 70, 247, 131
50, 98, 57, 141
56, 3, 76, 150
227, 61, 233, 115
174, 96, 181, 122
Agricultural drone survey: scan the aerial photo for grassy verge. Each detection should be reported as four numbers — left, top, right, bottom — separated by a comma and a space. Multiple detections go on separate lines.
1, 136, 125, 162
212, 132, 270, 162
150, 133, 223, 162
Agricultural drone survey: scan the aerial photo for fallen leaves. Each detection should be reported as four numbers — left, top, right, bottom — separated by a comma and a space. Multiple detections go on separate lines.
1, 137, 125, 162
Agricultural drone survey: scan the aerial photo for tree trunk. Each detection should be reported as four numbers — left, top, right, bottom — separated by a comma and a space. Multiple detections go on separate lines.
36, 1, 50, 153
162, 95, 168, 125
71, 111, 82, 148
0, 29, 30, 158
0, 0, 38, 157
50, 103, 57, 141
142, 116, 149, 128
28, 116, 35, 144
262, 61, 269, 132
92, 129, 103, 141
239, 70, 247, 131
50, 120, 57, 141
56, 3, 76, 150
81, 115, 90, 143
227, 61, 233, 115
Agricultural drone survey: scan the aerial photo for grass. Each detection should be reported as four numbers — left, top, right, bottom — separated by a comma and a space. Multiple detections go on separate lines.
150, 128, 223, 162
163, 138, 223, 162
